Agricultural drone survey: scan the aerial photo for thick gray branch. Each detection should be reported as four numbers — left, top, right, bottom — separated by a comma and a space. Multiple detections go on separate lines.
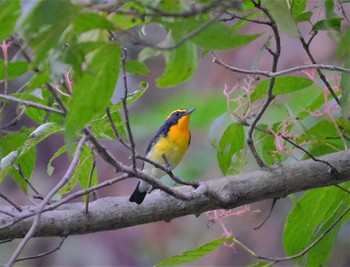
1, 150, 350, 240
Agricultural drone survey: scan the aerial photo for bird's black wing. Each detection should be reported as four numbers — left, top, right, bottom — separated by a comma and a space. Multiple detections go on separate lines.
144, 123, 170, 155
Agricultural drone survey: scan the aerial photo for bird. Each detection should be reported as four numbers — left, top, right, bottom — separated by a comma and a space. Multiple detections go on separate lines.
129, 108, 195, 204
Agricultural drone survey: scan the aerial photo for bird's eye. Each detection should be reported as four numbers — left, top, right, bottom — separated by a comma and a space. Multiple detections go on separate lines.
174, 112, 180, 116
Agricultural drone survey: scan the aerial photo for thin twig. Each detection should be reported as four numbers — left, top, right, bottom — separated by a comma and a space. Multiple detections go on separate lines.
15, 164, 42, 198
0, 94, 65, 115
105, 107, 130, 150
246, 1, 281, 168
84, 127, 123, 171
120, 49, 137, 170
162, 154, 199, 188
253, 198, 277, 230
0, 192, 22, 212
14, 236, 67, 263
281, 136, 339, 174
0, 209, 15, 218
85, 154, 96, 214
336, 0, 350, 25
299, 33, 340, 105
212, 55, 350, 77
46, 83, 68, 115
234, 206, 350, 263
46, 174, 129, 211
222, 11, 270, 24
333, 184, 350, 194
5, 135, 87, 266
0, 107, 26, 130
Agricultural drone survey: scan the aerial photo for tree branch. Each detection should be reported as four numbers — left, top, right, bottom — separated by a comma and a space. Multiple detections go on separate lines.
212, 55, 350, 77
0, 149, 350, 240
0, 94, 65, 115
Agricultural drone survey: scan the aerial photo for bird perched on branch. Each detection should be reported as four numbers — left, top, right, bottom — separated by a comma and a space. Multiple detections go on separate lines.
129, 108, 195, 204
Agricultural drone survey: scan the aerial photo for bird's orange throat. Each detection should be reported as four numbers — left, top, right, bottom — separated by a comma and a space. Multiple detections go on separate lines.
167, 115, 191, 145
176, 114, 191, 130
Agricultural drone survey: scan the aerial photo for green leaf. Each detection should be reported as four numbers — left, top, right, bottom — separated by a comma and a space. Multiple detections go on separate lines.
283, 185, 350, 266
156, 237, 232, 267
306, 139, 344, 158
192, 21, 260, 49
208, 113, 231, 149
283, 83, 323, 120
61, 41, 104, 78
295, 11, 313, 23
22, 0, 81, 66
0, 0, 21, 42
324, 0, 335, 18
253, 127, 280, 166
291, 0, 307, 16
21, 122, 62, 155
297, 90, 326, 120
65, 42, 121, 145
73, 13, 115, 33
111, 2, 145, 30
91, 81, 148, 140
148, 0, 186, 12
307, 121, 338, 138
340, 58, 350, 121
125, 60, 150, 75
337, 27, 350, 57
78, 155, 98, 202
138, 47, 161, 62
92, 105, 126, 140
217, 123, 245, 175
312, 18, 343, 31
156, 36, 197, 88
251, 76, 313, 102
0, 60, 29, 80
263, 0, 299, 37
106, 81, 149, 112
0, 128, 36, 192
47, 145, 69, 176
25, 70, 50, 92
58, 145, 98, 198
170, 17, 260, 50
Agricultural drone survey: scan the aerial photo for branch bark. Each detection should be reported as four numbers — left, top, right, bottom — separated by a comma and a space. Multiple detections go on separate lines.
1, 149, 350, 240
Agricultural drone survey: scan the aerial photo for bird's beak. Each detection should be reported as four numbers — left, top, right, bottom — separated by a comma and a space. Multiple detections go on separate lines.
184, 108, 196, 115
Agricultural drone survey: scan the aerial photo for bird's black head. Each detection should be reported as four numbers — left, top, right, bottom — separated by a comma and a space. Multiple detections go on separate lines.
165, 108, 195, 126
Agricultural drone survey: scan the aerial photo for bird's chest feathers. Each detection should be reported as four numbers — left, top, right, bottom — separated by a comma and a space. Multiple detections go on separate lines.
149, 125, 190, 168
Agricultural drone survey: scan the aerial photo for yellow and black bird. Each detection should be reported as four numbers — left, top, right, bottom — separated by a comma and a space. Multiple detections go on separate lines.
129, 108, 195, 204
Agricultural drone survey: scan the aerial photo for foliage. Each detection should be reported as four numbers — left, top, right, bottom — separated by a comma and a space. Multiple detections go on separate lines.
0, 0, 350, 266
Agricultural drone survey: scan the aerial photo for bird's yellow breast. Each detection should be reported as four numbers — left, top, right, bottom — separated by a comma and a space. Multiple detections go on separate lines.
146, 115, 191, 170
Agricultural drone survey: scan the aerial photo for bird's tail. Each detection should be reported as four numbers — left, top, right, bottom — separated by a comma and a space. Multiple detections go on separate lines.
129, 181, 149, 204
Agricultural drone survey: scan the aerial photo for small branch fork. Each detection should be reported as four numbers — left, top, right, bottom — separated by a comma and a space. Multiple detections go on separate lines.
299, 33, 340, 106
14, 236, 67, 263
5, 135, 88, 267
245, 0, 281, 168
